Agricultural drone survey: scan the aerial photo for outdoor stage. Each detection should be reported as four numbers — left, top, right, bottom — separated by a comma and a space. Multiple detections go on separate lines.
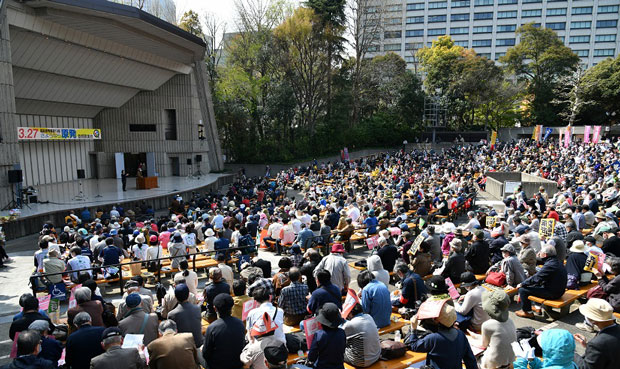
0, 174, 236, 240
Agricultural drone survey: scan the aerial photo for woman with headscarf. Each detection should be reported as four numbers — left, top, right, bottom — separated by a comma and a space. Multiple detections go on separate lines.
366, 255, 389, 287
479, 288, 517, 369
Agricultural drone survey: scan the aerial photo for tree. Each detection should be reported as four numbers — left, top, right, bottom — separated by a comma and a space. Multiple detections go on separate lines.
203, 12, 226, 82
274, 7, 329, 135
346, 0, 385, 127
579, 55, 620, 124
178, 10, 203, 37
552, 68, 595, 126
501, 23, 579, 125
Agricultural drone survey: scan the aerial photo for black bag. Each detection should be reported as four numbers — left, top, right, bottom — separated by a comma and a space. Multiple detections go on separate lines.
380, 340, 407, 360
147, 246, 161, 273
516, 326, 542, 357
285, 333, 303, 353
155, 282, 167, 303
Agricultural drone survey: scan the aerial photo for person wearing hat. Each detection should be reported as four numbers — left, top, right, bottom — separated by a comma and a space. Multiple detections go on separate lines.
131, 233, 148, 262
341, 301, 381, 368
492, 244, 526, 288
90, 327, 146, 369
454, 272, 489, 333
465, 230, 490, 275
203, 227, 217, 252
263, 344, 290, 369
116, 281, 154, 320
578, 257, 620, 333
441, 238, 466, 284
314, 243, 350, 293
147, 320, 201, 369
203, 294, 245, 369
1, 330, 55, 369
167, 231, 187, 270
566, 240, 591, 290
306, 302, 346, 369
573, 298, 620, 368
241, 310, 284, 369
516, 245, 567, 318
65, 312, 105, 369
518, 235, 537, 277
407, 299, 477, 369
27, 320, 62, 365
478, 289, 516, 369
488, 226, 509, 266
118, 293, 159, 345
203, 267, 231, 322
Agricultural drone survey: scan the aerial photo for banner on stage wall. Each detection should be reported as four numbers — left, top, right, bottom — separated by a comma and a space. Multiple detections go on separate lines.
558, 128, 563, 144
564, 126, 571, 147
531, 125, 542, 141
17, 127, 101, 140
592, 126, 602, 144
543, 128, 552, 141
584, 125, 591, 143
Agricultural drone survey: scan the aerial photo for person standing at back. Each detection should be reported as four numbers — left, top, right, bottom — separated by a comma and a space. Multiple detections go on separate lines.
314, 243, 350, 294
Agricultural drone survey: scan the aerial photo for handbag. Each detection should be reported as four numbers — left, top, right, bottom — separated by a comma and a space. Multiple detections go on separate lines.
380, 340, 406, 360
147, 247, 161, 273
586, 284, 608, 299
486, 271, 507, 287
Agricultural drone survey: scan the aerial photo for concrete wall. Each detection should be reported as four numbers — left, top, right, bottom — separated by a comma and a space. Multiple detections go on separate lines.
94, 71, 220, 178
485, 171, 558, 200
522, 173, 558, 199
486, 177, 504, 199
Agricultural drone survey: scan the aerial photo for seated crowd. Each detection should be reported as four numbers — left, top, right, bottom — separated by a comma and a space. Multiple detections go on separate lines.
6, 138, 620, 369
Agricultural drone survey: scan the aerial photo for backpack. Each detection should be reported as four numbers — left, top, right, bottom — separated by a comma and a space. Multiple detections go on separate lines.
380, 340, 407, 360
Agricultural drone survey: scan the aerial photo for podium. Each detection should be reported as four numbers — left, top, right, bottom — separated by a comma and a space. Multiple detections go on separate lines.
136, 176, 158, 190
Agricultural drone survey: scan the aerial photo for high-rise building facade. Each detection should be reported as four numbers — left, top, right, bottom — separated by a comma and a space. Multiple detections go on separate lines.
365, 0, 620, 68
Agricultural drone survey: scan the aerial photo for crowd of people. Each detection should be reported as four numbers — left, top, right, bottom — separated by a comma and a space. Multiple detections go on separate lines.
5, 137, 620, 369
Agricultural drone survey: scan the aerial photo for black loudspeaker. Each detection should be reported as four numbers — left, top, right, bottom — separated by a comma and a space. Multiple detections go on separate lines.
196, 155, 202, 162
187, 159, 192, 165
77, 169, 85, 179
8, 170, 22, 184
28, 195, 38, 204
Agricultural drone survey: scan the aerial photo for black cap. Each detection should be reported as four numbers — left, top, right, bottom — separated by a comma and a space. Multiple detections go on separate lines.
460, 272, 480, 287
264, 344, 288, 365
425, 275, 449, 295
316, 302, 344, 328
101, 327, 122, 341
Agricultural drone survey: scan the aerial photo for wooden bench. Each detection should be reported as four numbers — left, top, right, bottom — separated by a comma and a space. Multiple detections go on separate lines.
348, 262, 395, 276
528, 283, 595, 319
378, 320, 406, 335
287, 351, 426, 368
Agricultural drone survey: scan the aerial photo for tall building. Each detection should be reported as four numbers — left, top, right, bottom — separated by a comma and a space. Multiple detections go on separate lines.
110, 0, 176, 24
365, 0, 620, 68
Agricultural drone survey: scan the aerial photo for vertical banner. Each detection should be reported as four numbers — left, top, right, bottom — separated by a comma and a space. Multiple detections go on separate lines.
584, 125, 591, 143
490, 131, 497, 149
531, 125, 542, 141
592, 126, 602, 144
543, 128, 553, 141
564, 126, 571, 148
531, 125, 538, 140
343, 147, 349, 161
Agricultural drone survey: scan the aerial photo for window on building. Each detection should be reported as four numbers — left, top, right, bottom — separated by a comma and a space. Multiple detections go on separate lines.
571, 21, 592, 29
164, 109, 177, 140
451, 1, 470, 7
575, 49, 589, 57
572, 7, 593, 15
387, 4, 402, 12
384, 31, 402, 38
569, 35, 590, 43
522, 10, 542, 17
428, 28, 447, 35
473, 25, 493, 33
384, 43, 402, 51
428, 1, 448, 9
594, 49, 615, 57
546, 22, 566, 30
599, 5, 619, 14
385, 18, 403, 25
367, 45, 380, 52
407, 16, 425, 24
472, 39, 492, 47
129, 124, 157, 132
406, 42, 424, 50
477, 53, 492, 58
497, 11, 517, 18
429, 15, 447, 22
597, 20, 618, 28
454, 40, 469, 47
558, 36, 565, 42
546, 8, 567, 16
452, 13, 470, 21
474, 12, 493, 20
475, 0, 493, 6
495, 52, 506, 59
405, 56, 415, 63
595, 34, 616, 42
406, 3, 425, 11
497, 24, 517, 32
406, 29, 424, 37
496, 38, 516, 46
522, 0, 541, 3
451, 27, 470, 34
524, 23, 541, 28
498, 0, 517, 4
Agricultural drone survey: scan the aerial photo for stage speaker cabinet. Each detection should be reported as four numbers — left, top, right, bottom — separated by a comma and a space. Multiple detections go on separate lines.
187, 158, 192, 165
28, 195, 38, 204
196, 155, 202, 163
8, 170, 22, 184
76, 169, 86, 179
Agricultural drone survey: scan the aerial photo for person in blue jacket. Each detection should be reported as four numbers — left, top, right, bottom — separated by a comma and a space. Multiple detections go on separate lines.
407, 300, 477, 369
513, 328, 577, 369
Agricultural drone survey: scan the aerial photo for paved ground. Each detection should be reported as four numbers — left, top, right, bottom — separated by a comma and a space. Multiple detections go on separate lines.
0, 193, 594, 364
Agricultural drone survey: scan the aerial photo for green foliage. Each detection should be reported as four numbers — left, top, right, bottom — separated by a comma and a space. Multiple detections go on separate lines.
578, 55, 620, 124
178, 10, 203, 37
501, 23, 579, 125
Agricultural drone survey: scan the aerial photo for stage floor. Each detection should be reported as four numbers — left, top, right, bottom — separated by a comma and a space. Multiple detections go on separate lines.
1, 174, 231, 219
